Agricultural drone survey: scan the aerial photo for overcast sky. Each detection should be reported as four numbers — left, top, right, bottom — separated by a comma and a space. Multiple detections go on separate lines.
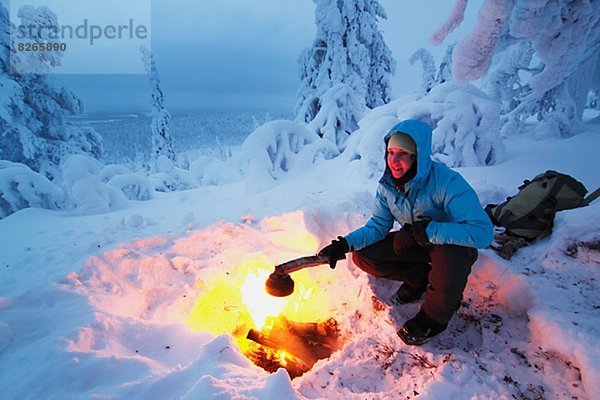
54, 0, 483, 114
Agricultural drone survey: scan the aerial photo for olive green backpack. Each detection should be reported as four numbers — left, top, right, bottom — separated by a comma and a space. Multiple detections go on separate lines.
486, 170, 598, 243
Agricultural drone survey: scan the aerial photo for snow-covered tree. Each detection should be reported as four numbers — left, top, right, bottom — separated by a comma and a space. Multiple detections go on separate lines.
436, 44, 454, 85
234, 120, 337, 192
432, 0, 600, 137
409, 48, 436, 95
296, 0, 395, 151
10, 5, 63, 75
343, 82, 505, 172
0, 160, 65, 219
424, 83, 505, 167
584, 53, 600, 111
479, 41, 535, 116
140, 45, 175, 163
410, 45, 456, 96
410, 46, 456, 96
307, 83, 364, 150
0, 4, 103, 179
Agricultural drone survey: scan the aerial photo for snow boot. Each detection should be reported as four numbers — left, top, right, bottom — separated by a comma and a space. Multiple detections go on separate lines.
397, 310, 446, 346
390, 283, 427, 305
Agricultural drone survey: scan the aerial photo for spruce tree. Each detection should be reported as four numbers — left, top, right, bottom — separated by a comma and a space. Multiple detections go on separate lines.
296, 0, 395, 151
140, 45, 175, 163
0, 4, 102, 179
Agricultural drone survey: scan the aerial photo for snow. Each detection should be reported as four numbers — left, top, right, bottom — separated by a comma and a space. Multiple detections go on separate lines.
343, 84, 505, 168
451, 0, 513, 83
1, 112, 599, 399
0, 160, 65, 217
2, 0, 600, 396
295, 0, 394, 150
429, 0, 468, 46
437, 0, 600, 138
409, 48, 436, 95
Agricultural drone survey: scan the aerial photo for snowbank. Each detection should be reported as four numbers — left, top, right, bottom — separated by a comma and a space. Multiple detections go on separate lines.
0, 160, 65, 218
0, 113, 598, 400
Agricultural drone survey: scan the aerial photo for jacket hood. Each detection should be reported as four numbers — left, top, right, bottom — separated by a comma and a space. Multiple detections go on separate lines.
383, 119, 433, 187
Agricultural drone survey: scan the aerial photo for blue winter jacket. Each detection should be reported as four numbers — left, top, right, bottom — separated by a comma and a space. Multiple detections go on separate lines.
345, 119, 494, 251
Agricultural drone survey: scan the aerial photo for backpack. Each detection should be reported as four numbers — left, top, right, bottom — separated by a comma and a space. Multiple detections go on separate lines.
485, 170, 592, 242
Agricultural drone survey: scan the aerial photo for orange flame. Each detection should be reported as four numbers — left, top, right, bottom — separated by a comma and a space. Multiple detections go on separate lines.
279, 351, 289, 367
185, 254, 336, 356
240, 268, 287, 330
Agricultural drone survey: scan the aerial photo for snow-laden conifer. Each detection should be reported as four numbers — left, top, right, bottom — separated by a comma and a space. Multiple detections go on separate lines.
140, 45, 176, 163
296, 0, 395, 152
434, 0, 600, 137
0, 4, 103, 179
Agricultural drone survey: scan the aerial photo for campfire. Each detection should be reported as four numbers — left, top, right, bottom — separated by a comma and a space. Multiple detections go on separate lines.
185, 256, 342, 377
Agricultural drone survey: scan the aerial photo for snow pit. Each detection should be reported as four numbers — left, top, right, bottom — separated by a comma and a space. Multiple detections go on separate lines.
185, 255, 343, 377
68, 211, 366, 379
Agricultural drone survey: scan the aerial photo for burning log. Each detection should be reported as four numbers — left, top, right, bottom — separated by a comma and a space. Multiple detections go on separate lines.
244, 345, 310, 376
245, 316, 341, 378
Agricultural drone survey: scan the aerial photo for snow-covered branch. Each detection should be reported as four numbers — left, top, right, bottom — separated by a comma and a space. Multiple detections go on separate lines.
452, 0, 513, 83
429, 0, 468, 46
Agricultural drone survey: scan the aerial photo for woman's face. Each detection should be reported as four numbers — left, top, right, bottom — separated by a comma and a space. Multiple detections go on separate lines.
387, 148, 415, 179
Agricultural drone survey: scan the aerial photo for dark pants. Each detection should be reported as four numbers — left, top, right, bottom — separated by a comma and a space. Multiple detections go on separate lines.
352, 233, 478, 325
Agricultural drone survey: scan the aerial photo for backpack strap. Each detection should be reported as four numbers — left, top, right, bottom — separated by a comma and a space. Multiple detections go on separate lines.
581, 187, 600, 206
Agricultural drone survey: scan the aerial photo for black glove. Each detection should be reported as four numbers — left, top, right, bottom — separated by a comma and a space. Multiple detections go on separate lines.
412, 219, 430, 245
393, 220, 431, 254
393, 225, 416, 254
318, 236, 349, 269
